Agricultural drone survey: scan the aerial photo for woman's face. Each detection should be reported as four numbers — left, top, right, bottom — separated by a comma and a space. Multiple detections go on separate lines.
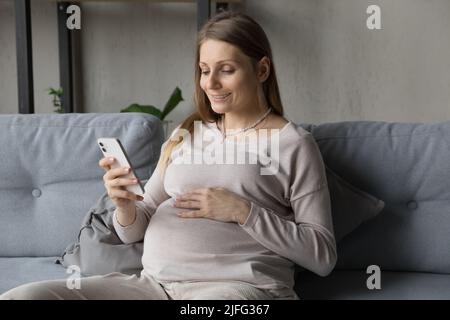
199, 39, 261, 115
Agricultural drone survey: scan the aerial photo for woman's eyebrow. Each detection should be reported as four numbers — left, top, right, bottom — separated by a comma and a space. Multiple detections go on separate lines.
199, 59, 239, 66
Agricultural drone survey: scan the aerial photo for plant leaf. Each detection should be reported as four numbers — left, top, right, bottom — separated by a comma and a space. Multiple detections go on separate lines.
47, 87, 63, 97
160, 87, 183, 120
120, 104, 162, 119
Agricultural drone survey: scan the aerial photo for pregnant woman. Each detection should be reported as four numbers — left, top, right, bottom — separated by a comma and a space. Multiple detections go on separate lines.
1, 11, 336, 300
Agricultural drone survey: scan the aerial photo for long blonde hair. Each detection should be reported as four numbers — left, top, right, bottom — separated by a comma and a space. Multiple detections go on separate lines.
157, 11, 284, 173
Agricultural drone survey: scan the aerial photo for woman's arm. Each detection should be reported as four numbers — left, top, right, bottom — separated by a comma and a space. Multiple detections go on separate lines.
239, 187, 337, 276
113, 143, 171, 244
239, 135, 337, 276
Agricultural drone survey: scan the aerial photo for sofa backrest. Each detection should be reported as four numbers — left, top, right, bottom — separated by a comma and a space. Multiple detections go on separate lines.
0, 113, 164, 257
307, 121, 450, 274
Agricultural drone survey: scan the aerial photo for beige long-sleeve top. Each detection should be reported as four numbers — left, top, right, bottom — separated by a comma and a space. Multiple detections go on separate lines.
113, 121, 337, 290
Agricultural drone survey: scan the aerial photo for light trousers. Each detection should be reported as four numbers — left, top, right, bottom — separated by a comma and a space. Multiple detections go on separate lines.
0, 272, 299, 300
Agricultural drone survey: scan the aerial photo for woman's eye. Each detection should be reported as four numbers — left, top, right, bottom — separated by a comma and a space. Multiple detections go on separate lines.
200, 69, 233, 75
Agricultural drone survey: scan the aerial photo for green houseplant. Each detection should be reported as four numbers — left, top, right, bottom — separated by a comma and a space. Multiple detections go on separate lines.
47, 87, 64, 113
120, 87, 183, 137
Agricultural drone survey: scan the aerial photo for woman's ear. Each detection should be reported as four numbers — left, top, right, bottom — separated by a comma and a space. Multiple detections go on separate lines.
257, 57, 271, 83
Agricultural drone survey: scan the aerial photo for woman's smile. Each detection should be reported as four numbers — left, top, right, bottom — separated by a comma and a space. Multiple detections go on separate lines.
210, 93, 231, 103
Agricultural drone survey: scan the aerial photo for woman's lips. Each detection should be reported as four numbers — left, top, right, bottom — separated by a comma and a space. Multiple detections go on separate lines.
210, 93, 231, 103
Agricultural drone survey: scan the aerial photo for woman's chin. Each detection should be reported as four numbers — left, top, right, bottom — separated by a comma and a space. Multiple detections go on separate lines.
210, 104, 231, 114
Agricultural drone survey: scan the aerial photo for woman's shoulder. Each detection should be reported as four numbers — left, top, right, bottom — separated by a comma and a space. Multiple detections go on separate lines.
263, 115, 311, 141
263, 114, 289, 130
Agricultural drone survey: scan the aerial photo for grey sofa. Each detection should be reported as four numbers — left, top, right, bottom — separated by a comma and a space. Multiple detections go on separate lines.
296, 121, 450, 299
1, 113, 449, 299
0, 113, 165, 295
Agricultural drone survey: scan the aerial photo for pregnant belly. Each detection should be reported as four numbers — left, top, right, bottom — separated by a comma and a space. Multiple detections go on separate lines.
143, 199, 262, 256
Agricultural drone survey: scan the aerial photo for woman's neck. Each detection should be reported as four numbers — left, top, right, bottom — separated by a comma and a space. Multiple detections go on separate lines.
222, 106, 271, 130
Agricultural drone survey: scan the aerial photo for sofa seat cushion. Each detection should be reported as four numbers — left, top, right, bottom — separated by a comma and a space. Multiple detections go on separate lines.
0, 257, 69, 294
295, 270, 450, 300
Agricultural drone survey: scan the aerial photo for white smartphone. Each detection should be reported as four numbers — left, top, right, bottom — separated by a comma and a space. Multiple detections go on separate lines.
97, 137, 145, 196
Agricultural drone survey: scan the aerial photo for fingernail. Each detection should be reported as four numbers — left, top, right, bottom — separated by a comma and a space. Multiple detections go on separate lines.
108, 157, 114, 162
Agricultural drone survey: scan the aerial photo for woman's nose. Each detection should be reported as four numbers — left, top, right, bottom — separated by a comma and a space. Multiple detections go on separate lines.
206, 73, 221, 90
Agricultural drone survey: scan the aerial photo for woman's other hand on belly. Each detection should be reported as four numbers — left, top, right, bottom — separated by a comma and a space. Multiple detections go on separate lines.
173, 187, 251, 224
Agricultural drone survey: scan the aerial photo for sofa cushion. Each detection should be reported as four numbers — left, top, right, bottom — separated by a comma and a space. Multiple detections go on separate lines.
308, 121, 450, 274
0, 113, 164, 257
296, 270, 450, 300
56, 189, 146, 276
325, 166, 384, 242
0, 257, 69, 295
300, 124, 385, 242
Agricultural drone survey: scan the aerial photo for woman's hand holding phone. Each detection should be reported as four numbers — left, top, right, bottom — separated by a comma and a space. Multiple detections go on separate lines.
99, 157, 144, 225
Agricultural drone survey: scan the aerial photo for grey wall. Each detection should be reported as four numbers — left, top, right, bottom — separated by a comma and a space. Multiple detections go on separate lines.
1, 0, 449, 131
0, 0, 18, 114
249, 0, 450, 124
0, 0, 59, 114
80, 1, 198, 131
